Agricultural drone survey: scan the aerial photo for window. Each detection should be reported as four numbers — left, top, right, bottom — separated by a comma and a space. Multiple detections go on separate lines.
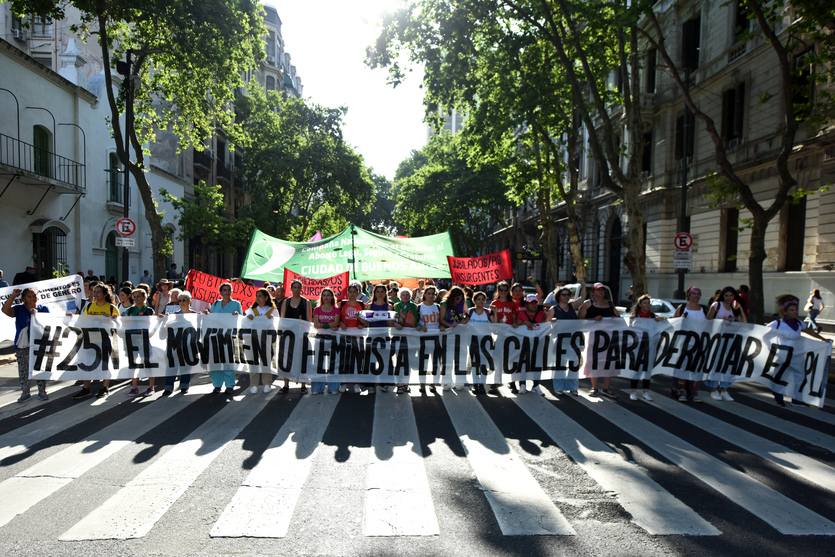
682, 15, 701, 70
719, 208, 738, 272
266, 31, 276, 60
721, 83, 745, 146
33, 56, 53, 70
780, 196, 806, 271
674, 111, 695, 161
34, 226, 67, 279
734, 1, 749, 42
266, 76, 275, 91
646, 48, 657, 93
108, 153, 122, 202
32, 125, 51, 177
641, 132, 653, 174
793, 51, 813, 121
31, 16, 52, 37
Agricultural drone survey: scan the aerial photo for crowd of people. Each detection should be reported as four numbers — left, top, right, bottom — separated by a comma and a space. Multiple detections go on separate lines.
2, 271, 830, 408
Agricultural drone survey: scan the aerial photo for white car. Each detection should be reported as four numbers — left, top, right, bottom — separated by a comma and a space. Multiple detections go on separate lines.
644, 298, 689, 318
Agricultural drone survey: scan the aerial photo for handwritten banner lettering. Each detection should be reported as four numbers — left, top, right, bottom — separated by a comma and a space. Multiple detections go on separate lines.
283, 269, 349, 300
447, 249, 513, 285
185, 270, 256, 308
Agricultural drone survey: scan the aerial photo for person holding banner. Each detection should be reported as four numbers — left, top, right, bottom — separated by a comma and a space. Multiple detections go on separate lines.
467, 291, 495, 395
71, 283, 120, 400
417, 285, 442, 394
705, 286, 747, 402
2, 288, 50, 403
393, 287, 419, 395
767, 299, 831, 407
159, 291, 196, 396
628, 295, 665, 401
208, 282, 242, 394
365, 284, 397, 393
311, 288, 341, 395
246, 288, 279, 394
280, 280, 311, 394
440, 287, 469, 391
117, 286, 133, 315
513, 294, 548, 395
125, 289, 156, 397
579, 283, 621, 399
272, 284, 286, 314
338, 281, 367, 394
491, 281, 518, 394
551, 285, 586, 397
671, 287, 706, 402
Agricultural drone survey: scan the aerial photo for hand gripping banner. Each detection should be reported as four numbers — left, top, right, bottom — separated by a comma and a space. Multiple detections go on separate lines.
28, 315, 831, 406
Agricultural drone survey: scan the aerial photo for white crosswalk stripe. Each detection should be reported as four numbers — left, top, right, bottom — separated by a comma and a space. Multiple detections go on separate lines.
0, 381, 832, 545
575, 391, 835, 535
442, 390, 576, 536
60, 389, 275, 540
210, 394, 340, 538
737, 387, 835, 426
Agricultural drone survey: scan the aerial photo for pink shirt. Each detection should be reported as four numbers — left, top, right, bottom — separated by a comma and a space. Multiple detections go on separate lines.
314, 305, 339, 327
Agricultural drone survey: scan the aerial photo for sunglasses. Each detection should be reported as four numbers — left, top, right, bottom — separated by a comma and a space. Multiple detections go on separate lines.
178, 298, 189, 302
498, 288, 508, 291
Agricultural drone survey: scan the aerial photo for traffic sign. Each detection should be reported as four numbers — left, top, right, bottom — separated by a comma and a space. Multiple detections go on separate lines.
116, 218, 136, 237
674, 232, 693, 250
674, 251, 692, 269
115, 237, 135, 247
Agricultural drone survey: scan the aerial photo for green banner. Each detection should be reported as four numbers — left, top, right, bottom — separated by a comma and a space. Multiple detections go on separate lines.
241, 225, 455, 281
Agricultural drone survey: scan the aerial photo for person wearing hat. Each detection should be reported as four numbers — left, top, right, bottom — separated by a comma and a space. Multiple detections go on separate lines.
578, 283, 621, 399
154, 278, 172, 314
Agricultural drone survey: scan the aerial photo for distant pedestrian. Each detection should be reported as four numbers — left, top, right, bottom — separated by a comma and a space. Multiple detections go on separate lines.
0, 269, 8, 288
141, 270, 153, 285
167, 263, 179, 279
2, 288, 49, 403
12, 266, 37, 285
806, 289, 824, 331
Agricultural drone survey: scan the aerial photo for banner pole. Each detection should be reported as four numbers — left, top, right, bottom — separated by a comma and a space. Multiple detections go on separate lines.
350, 223, 357, 281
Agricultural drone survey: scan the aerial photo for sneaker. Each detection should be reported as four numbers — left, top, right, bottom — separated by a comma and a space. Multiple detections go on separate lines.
643, 392, 653, 402
570, 391, 579, 397
379, 385, 388, 393
180, 388, 188, 394
96, 386, 109, 399
330, 386, 341, 395
629, 392, 638, 401
720, 391, 734, 402
692, 396, 703, 403
532, 385, 544, 396
775, 399, 786, 407
128, 387, 140, 396
419, 386, 426, 394
429, 385, 437, 393
368, 386, 377, 394
353, 385, 362, 394
161, 389, 172, 397
678, 395, 687, 402
453, 385, 461, 391
311, 389, 322, 395
142, 387, 154, 397
17, 392, 31, 404
710, 390, 722, 401
37, 391, 49, 401
212, 387, 222, 394
790, 400, 809, 407
519, 383, 527, 394
72, 388, 92, 400
250, 386, 258, 394
339, 385, 347, 393
488, 385, 500, 395
263, 385, 271, 394
443, 385, 451, 391
225, 387, 235, 395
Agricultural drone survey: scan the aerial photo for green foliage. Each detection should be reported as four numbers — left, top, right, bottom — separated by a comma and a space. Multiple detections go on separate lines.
162, 182, 253, 254
234, 87, 375, 241
393, 133, 508, 255
348, 171, 402, 236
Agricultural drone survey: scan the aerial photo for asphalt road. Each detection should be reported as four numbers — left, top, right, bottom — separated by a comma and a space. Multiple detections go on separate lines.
0, 362, 833, 557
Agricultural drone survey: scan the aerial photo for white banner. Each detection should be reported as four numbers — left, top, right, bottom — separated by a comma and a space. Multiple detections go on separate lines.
27, 314, 831, 406
0, 275, 84, 348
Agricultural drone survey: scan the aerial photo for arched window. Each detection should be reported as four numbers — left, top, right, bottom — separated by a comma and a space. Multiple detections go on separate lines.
108, 153, 122, 202
33, 226, 67, 279
33, 125, 51, 177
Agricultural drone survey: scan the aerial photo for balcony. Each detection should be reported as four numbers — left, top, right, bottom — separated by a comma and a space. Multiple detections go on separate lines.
234, 175, 244, 189
0, 132, 85, 192
217, 160, 232, 182
193, 149, 212, 170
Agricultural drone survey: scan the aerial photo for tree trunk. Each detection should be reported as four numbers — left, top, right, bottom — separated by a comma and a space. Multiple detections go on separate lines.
537, 188, 559, 287
566, 203, 586, 283
622, 185, 647, 300
747, 216, 769, 324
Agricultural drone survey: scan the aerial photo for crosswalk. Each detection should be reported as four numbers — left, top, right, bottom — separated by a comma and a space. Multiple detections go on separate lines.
0, 375, 834, 549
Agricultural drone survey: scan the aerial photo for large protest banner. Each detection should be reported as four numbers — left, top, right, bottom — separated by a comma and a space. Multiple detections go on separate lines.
185, 270, 257, 308
282, 269, 350, 300
28, 315, 831, 406
240, 224, 454, 282
0, 275, 84, 348
447, 250, 513, 285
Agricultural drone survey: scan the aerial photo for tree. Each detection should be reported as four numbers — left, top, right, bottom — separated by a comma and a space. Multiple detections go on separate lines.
162, 182, 253, 254
11, 0, 265, 283
370, 0, 649, 296
638, 0, 835, 322
393, 133, 508, 256
348, 171, 402, 236
233, 87, 375, 241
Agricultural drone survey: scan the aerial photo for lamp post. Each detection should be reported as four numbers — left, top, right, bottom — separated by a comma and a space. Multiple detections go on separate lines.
677, 67, 691, 299
116, 50, 134, 283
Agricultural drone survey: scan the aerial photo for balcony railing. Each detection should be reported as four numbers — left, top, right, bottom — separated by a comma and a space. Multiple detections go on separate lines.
193, 149, 212, 170
234, 175, 244, 189
217, 160, 232, 181
0, 132, 85, 190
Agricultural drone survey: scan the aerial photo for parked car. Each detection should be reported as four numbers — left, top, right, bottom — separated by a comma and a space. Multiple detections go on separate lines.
641, 298, 689, 318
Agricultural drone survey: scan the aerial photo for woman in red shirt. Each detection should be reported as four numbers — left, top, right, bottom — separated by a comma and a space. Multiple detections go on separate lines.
490, 281, 518, 394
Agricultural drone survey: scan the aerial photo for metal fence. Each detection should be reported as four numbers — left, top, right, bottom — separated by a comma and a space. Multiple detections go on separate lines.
0, 132, 86, 189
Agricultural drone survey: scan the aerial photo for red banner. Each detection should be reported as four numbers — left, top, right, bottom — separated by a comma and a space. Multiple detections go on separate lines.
447, 249, 514, 285
185, 270, 257, 308
283, 269, 350, 300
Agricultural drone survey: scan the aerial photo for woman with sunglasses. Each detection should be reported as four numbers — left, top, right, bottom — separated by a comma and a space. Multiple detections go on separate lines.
153, 279, 172, 314
578, 283, 621, 399
551, 283, 586, 396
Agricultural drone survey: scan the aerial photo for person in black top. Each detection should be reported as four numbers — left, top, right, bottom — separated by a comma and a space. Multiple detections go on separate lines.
578, 283, 621, 399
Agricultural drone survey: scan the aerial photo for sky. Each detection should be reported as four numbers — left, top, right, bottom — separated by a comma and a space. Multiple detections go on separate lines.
264, 0, 427, 180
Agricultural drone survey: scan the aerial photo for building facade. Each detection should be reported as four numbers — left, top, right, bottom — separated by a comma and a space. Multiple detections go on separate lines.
486, 0, 835, 320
